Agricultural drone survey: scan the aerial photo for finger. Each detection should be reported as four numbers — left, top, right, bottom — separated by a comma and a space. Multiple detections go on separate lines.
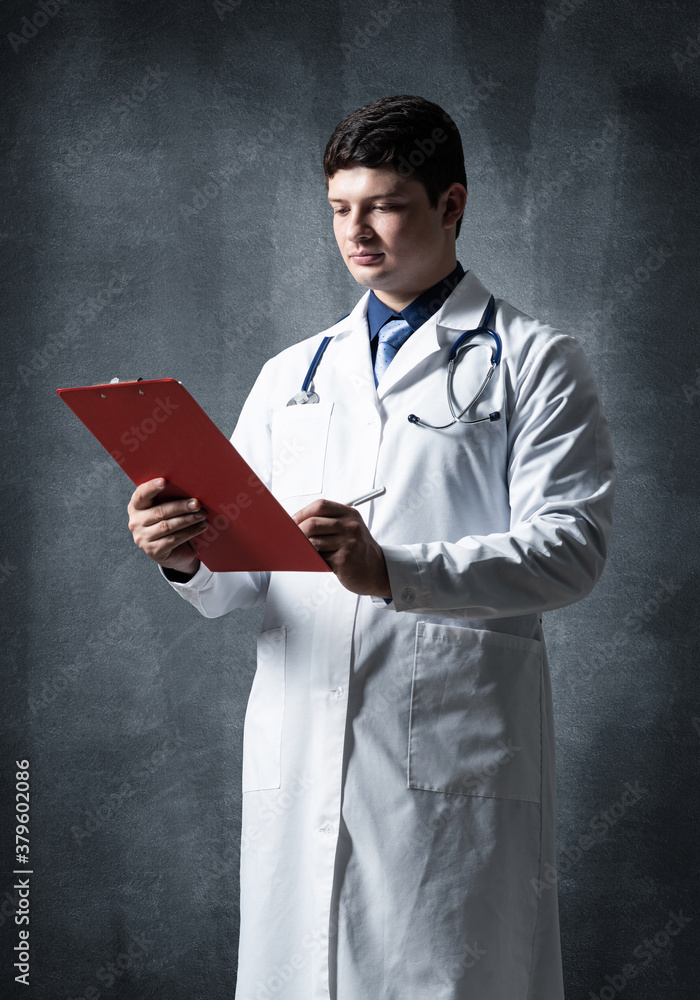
295, 515, 344, 538
292, 499, 351, 524
128, 496, 205, 537
142, 520, 210, 561
162, 521, 210, 551
306, 533, 344, 554
130, 477, 169, 511
142, 509, 208, 537
141, 498, 205, 527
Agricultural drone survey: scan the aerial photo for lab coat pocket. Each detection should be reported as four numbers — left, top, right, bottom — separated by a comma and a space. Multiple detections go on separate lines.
408, 622, 542, 802
242, 627, 286, 793
270, 402, 334, 500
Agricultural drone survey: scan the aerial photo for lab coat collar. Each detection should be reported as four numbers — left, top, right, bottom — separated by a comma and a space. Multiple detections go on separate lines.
434, 268, 494, 335
327, 269, 494, 402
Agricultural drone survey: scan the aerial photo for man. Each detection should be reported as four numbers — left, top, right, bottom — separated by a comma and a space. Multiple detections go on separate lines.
128, 95, 616, 999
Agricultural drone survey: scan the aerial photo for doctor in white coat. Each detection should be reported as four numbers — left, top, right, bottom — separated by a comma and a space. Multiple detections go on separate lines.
128, 95, 616, 1000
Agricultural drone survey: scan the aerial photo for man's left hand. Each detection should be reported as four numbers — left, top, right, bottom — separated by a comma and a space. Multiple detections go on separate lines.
292, 499, 392, 599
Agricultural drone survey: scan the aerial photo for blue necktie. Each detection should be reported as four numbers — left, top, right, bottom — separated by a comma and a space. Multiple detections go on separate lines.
374, 316, 413, 386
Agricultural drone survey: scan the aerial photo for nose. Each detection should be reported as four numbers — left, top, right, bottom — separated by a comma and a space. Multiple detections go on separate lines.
345, 208, 373, 244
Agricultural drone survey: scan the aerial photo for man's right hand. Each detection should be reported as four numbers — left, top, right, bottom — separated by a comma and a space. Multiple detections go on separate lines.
128, 478, 208, 578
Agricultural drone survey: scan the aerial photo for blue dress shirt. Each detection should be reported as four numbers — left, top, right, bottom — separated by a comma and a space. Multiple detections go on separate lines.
367, 261, 466, 361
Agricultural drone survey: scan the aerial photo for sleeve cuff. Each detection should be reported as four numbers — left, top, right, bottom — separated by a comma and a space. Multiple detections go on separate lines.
159, 560, 214, 594
372, 544, 427, 613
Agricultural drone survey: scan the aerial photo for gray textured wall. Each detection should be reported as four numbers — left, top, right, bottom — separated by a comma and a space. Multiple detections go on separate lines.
1, 0, 698, 997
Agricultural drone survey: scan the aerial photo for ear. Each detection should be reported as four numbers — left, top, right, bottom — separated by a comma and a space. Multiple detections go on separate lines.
440, 183, 467, 231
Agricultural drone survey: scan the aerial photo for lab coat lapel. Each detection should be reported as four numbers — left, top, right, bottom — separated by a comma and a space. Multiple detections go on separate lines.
376, 269, 495, 400
374, 317, 441, 400
328, 290, 377, 405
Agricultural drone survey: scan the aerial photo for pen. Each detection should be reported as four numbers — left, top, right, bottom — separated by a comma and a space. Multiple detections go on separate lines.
345, 486, 386, 507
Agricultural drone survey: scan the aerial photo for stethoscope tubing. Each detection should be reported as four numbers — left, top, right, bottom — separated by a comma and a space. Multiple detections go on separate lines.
289, 296, 502, 426
302, 336, 333, 393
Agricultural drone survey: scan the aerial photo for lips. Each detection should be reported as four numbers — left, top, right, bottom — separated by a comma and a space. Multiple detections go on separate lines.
349, 252, 384, 265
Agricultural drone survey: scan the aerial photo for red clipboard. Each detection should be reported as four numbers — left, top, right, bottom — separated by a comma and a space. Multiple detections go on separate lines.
57, 378, 330, 573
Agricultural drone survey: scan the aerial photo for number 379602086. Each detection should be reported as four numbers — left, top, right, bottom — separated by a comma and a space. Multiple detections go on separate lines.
15, 761, 30, 863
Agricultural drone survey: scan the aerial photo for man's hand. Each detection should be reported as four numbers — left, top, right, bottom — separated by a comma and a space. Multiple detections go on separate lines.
292, 499, 392, 598
128, 478, 208, 577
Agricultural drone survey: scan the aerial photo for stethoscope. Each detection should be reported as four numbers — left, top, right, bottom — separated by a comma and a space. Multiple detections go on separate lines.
287, 296, 502, 428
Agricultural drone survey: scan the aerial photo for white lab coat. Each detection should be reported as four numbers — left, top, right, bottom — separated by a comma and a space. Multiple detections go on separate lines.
162, 269, 616, 1000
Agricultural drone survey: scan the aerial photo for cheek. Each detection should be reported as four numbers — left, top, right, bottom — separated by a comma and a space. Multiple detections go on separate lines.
386, 218, 429, 256
378, 215, 411, 248
410, 214, 442, 253
332, 218, 346, 248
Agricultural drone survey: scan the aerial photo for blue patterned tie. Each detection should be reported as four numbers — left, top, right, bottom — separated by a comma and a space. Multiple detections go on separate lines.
374, 316, 413, 386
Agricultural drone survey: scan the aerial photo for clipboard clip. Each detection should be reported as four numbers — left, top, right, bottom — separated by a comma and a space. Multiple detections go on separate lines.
93, 377, 183, 397
93, 377, 146, 398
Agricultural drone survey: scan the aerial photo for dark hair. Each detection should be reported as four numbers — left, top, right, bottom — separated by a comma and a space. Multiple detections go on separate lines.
323, 94, 467, 238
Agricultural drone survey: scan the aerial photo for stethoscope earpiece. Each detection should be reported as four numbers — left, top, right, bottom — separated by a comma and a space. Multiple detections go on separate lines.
408, 408, 501, 428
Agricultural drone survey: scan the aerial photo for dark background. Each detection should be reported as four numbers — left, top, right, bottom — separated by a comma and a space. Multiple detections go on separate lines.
1, 0, 699, 997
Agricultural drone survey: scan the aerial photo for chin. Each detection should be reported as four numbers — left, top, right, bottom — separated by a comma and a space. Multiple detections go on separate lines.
347, 262, 392, 287
352, 271, 379, 288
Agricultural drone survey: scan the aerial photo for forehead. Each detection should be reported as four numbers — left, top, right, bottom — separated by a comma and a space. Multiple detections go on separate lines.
327, 165, 426, 201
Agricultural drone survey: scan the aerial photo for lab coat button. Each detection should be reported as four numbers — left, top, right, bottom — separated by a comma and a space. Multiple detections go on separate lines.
319, 822, 334, 835
401, 587, 416, 603
330, 686, 344, 699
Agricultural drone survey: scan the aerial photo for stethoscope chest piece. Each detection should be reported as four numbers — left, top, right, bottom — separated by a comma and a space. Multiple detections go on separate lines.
287, 389, 319, 406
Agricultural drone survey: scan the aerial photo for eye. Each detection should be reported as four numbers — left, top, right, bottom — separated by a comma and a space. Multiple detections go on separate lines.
332, 207, 350, 215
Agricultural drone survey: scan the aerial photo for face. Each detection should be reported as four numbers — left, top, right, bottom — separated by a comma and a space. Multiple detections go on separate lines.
327, 165, 464, 309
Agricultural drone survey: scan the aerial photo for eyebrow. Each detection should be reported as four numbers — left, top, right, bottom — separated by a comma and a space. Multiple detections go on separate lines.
327, 192, 406, 203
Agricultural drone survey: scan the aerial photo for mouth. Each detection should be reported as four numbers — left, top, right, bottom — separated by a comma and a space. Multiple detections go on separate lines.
349, 251, 385, 266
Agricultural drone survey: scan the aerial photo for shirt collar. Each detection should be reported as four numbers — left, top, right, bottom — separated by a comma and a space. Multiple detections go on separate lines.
366, 261, 466, 339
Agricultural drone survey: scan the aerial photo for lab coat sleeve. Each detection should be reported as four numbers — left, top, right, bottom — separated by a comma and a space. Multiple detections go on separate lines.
159, 365, 274, 618
381, 333, 616, 617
